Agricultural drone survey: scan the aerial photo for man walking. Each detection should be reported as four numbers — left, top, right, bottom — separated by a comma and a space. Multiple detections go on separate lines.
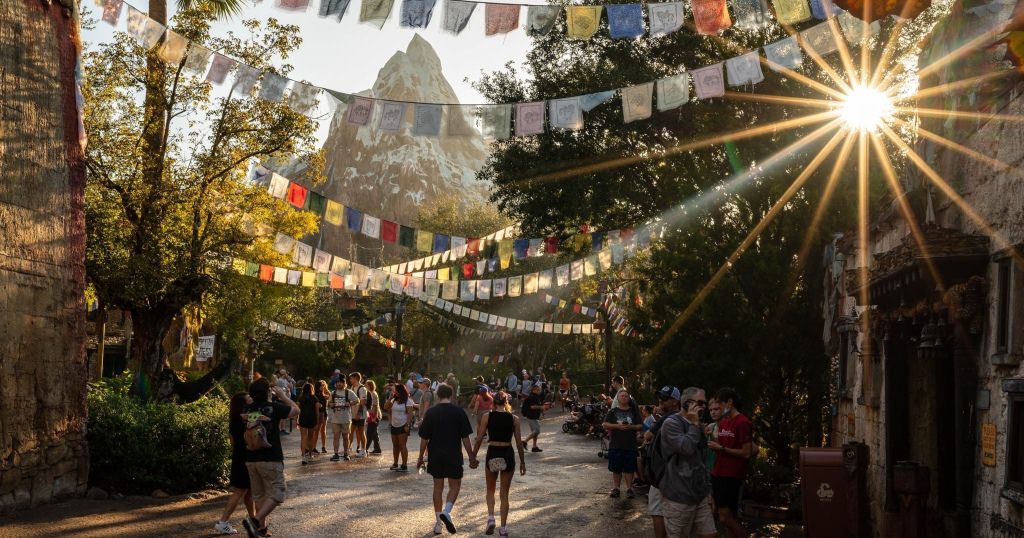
242, 378, 299, 538
348, 372, 368, 458
416, 384, 477, 535
520, 384, 545, 452
417, 377, 435, 426
505, 370, 519, 394
329, 378, 357, 461
659, 386, 715, 538
708, 388, 753, 538
644, 385, 681, 538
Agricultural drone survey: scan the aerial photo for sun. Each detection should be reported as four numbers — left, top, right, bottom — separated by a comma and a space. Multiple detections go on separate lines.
839, 85, 896, 132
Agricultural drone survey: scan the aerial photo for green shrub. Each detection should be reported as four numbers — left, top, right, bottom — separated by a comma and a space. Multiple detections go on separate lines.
87, 374, 230, 494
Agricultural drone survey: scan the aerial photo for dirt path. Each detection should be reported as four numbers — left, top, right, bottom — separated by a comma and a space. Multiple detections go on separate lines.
0, 411, 654, 538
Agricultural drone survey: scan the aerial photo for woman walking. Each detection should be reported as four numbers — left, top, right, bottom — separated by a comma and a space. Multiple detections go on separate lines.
365, 380, 383, 454
214, 392, 256, 535
471, 391, 526, 536
384, 383, 418, 472
298, 383, 321, 464
315, 380, 330, 454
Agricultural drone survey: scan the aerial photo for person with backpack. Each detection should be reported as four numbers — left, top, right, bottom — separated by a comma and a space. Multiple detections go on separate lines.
602, 389, 643, 499
707, 388, 754, 538
416, 377, 435, 428
214, 392, 256, 535
241, 378, 299, 538
328, 377, 358, 462
643, 386, 681, 538
654, 386, 715, 538
348, 372, 369, 458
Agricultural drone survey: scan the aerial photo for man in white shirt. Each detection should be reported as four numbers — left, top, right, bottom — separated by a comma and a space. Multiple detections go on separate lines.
329, 378, 357, 461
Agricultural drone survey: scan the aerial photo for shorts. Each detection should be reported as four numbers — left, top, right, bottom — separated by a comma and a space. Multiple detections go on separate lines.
332, 422, 352, 435
427, 458, 464, 480
246, 461, 285, 504
607, 448, 639, 474
485, 445, 516, 473
648, 486, 664, 517
229, 457, 250, 489
390, 424, 409, 436
663, 496, 716, 536
524, 418, 540, 435
712, 475, 744, 512
351, 419, 365, 428
298, 417, 318, 429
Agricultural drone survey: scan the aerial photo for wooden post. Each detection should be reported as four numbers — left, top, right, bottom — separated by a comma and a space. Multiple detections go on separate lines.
93, 304, 107, 380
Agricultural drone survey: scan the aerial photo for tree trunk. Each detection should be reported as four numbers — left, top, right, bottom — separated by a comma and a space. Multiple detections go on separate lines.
128, 306, 175, 399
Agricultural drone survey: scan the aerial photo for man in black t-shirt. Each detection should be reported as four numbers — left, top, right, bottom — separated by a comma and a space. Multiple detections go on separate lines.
416, 384, 476, 535
242, 378, 299, 538
521, 384, 546, 453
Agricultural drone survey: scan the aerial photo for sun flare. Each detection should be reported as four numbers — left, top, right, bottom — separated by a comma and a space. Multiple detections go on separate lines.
839, 85, 896, 132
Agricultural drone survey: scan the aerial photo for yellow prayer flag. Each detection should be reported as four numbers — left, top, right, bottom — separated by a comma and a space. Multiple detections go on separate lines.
325, 200, 344, 226
772, 0, 811, 24
301, 271, 316, 287
438, 267, 450, 281
499, 239, 513, 269
566, 6, 602, 40
416, 230, 434, 253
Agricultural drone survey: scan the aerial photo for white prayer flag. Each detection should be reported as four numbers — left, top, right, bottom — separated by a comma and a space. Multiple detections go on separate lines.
378, 101, 407, 131
622, 83, 654, 123
801, 21, 841, 57
460, 280, 477, 301
692, 63, 725, 99
508, 276, 523, 297
656, 72, 690, 111
259, 72, 290, 102
183, 44, 213, 74
648, 2, 685, 36
425, 279, 440, 299
571, 260, 584, 280
480, 104, 512, 140
273, 267, 288, 283
763, 36, 802, 72
287, 270, 301, 285
233, 65, 261, 96
294, 242, 313, 266
390, 274, 405, 294
478, 279, 492, 300
331, 256, 350, 275
289, 82, 321, 115
361, 215, 381, 239
549, 98, 583, 130
442, 280, 459, 300
312, 249, 332, 273
837, 11, 880, 44
556, 264, 570, 286
524, 273, 539, 294
273, 232, 296, 255
372, 270, 388, 290
538, 269, 553, 290
493, 277, 507, 297
442, 0, 476, 34
726, 51, 765, 86
413, 104, 443, 136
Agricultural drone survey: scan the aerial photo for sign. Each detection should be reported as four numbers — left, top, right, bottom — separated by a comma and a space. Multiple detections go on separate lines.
982, 423, 997, 467
197, 335, 216, 362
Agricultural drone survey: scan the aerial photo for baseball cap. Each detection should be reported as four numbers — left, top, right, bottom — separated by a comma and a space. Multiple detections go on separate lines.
657, 386, 681, 400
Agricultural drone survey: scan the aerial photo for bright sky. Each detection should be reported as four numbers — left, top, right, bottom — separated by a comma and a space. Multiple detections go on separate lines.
83, 0, 537, 104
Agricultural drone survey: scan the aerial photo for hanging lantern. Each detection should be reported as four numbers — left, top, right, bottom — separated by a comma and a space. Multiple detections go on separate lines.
835, 0, 929, 22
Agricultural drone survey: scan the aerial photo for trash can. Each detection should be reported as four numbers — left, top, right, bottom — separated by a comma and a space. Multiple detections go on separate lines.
800, 448, 849, 538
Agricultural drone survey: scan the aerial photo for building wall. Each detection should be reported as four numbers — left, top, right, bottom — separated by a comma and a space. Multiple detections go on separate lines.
0, 0, 88, 514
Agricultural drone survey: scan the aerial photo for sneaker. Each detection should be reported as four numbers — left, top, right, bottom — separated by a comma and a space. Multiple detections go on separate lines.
370, 449, 383, 454
330, 454, 341, 462
257, 527, 272, 537
398, 464, 409, 473
390, 463, 400, 471
499, 529, 509, 537
354, 450, 365, 458
531, 447, 542, 453
609, 488, 620, 498
433, 522, 443, 535
311, 448, 319, 454
342, 454, 351, 461
438, 512, 457, 534
626, 488, 635, 499
241, 517, 258, 538
214, 521, 238, 535
485, 517, 496, 535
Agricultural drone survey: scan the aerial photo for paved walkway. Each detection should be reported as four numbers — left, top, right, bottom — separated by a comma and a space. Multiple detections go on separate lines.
0, 411, 654, 537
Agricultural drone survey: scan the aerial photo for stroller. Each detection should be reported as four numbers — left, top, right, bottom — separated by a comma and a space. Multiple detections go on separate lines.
562, 401, 606, 434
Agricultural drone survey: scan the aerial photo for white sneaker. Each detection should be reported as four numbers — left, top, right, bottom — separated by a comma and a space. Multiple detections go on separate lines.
214, 521, 238, 535
433, 521, 443, 535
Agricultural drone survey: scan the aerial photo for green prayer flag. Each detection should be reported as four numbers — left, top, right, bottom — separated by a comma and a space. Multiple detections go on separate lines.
316, 273, 329, 287
307, 192, 326, 215
399, 226, 416, 248
246, 262, 260, 277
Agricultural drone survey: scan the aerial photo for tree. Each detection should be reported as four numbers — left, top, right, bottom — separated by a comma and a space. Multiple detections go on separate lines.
83, 8, 322, 400
476, 14, 936, 463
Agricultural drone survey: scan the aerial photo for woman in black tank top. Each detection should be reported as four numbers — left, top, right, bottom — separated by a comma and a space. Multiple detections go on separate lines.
471, 391, 526, 537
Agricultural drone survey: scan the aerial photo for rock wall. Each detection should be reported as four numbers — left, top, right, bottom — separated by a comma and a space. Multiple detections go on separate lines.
0, 0, 89, 514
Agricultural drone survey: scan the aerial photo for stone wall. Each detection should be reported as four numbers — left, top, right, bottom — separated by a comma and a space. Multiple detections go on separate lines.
0, 0, 89, 514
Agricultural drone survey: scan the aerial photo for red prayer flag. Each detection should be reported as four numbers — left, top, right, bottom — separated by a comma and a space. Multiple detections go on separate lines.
463, 263, 474, 278
544, 236, 559, 254
580, 223, 590, 233
573, 304, 582, 313
467, 238, 481, 256
286, 183, 308, 208
259, 264, 273, 281
381, 220, 398, 242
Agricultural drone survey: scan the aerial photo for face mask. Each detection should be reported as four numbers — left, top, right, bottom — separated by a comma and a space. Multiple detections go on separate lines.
722, 406, 732, 416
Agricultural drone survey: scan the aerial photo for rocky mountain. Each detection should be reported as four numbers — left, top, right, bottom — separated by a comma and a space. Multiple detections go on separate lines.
295, 35, 492, 265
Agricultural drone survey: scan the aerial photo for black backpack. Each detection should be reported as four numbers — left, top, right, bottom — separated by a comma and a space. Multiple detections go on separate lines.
645, 414, 679, 488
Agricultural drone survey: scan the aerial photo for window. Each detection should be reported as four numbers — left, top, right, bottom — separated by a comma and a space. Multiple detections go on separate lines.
996, 259, 1012, 354
1003, 380, 1024, 504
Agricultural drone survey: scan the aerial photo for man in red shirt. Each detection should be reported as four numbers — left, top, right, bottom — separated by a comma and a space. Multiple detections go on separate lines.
707, 387, 753, 538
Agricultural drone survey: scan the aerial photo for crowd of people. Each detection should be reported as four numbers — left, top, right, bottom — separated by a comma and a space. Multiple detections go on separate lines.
214, 367, 755, 538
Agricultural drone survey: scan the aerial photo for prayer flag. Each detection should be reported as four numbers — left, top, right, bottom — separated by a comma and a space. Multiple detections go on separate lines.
499, 239, 513, 268
476, 259, 487, 274
272, 267, 287, 283
371, 270, 387, 291
480, 105, 511, 140
381, 220, 398, 242
206, 54, 234, 85
525, 5, 559, 35
801, 21, 841, 57
158, 30, 188, 65
528, 238, 545, 257
347, 96, 374, 126
726, 51, 765, 86
233, 65, 260, 96
259, 72, 289, 102
413, 104, 443, 136
513, 239, 529, 260
417, 230, 434, 252
345, 207, 363, 232
538, 269, 553, 290
278, 0, 311, 11
433, 234, 450, 253
692, 64, 725, 99
442, 280, 458, 300
544, 236, 560, 253
126, 7, 148, 43
599, 248, 613, 270
286, 182, 308, 208
485, 4, 520, 35
360, 0, 395, 27
763, 36, 802, 71
442, 0, 476, 34
467, 238, 481, 256
478, 279, 492, 300
313, 249, 332, 272
361, 215, 381, 239
289, 82, 321, 115
425, 279, 440, 299
267, 173, 288, 198
656, 72, 690, 111
294, 242, 314, 267
184, 45, 213, 75
809, 0, 835, 19
648, 2, 685, 36
556, 264, 570, 286
592, 231, 604, 250
102, 0, 123, 25
607, 4, 644, 39
732, 0, 771, 30
772, 0, 811, 24
325, 200, 344, 225
259, 265, 274, 281
508, 276, 523, 297
580, 90, 616, 112
571, 260, 584, 280
836, 11, 880, 44
692, 0, 732, 34
246, 262, 260, 277
274, 232, 296, 255
401, 0, 437, 28
319, 0, 352, 19
331, 256, 350, 275
460, 280, 477, 301
287, 269, 301, 285
515, 102, 545, 136
378, 101, 407, 131
399, 225, 416, 248
549, 98, 583, 131
438, 267, 450, 280
138, 19, 166, 50
585, 255, 599, 276
566, 6, 603, 40
493, 278, 507, 297
622, 82, 654, 123
307, 192, 326, 215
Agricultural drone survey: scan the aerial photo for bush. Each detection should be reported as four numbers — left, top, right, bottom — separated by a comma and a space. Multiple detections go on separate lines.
743, 457, 799, 506
87, 374, 230, 494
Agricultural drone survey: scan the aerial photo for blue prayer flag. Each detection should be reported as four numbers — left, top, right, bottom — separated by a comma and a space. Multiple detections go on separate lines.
592, 231, 605, 252
580, 90, 616, 112
433, 233, 450, 253
513, 239, 530, 260
607, 4, 644, 39
345, 207, 363, 232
